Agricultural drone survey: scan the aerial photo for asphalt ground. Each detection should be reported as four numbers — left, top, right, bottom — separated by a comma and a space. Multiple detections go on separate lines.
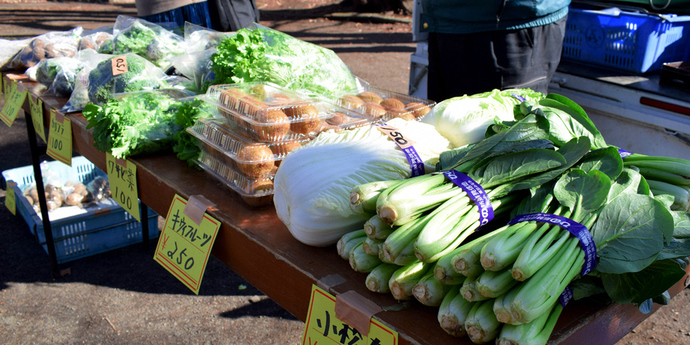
1, 1, 690, 344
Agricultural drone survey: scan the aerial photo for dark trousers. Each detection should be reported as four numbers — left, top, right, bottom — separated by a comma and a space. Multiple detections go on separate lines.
207, 0, 260, 32
426, 16, 567, 102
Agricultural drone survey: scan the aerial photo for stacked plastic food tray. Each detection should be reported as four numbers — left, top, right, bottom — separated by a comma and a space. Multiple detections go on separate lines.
197, 82, 373, 206
334, 86, 435, 122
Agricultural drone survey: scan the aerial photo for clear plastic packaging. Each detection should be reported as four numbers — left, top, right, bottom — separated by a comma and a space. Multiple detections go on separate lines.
189, 118, 308, 162
204, 83, 335, 142
78, 26, 114, 52
194, 142, 276, 195
6, 27, 83, 70
335, 86, 435, 122
112, 15, 186, 69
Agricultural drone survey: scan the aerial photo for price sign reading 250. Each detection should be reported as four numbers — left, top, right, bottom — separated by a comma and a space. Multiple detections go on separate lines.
154, 194, 220, 294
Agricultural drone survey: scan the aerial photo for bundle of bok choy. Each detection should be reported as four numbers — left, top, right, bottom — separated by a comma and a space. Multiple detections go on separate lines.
334, 92, 690, 344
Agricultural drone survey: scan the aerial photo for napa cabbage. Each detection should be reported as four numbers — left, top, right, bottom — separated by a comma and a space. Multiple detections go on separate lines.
273, 118, 453, 247
421, 88, 544, 148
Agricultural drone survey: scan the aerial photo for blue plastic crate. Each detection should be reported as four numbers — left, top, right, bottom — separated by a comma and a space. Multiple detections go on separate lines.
2, 156, 159, 263
563, 7, 690, 73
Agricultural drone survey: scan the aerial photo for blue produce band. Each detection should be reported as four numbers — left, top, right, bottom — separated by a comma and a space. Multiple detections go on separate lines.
508, 213, 597, 276
375, 123, 425, 177
442, 170, 494, 227
618, 148, 633, 159
403, 147, 425, 177
511, 93, 527, 102
559, 286, 574, 307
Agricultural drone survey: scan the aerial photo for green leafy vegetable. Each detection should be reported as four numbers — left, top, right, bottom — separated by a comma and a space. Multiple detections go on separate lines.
172, 98, 216, 167
207, 25, 358, 97
87, 53, 167, 105
82, 90, 185, 158
421, 88, 545, 148
113, 18, 186, 68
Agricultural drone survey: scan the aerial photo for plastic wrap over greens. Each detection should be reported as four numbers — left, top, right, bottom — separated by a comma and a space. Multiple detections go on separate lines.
86, 53, 167, 105
112, 15, 186, 68
208, 24, 358, 97
184, 22, 230, 53
60, 51, 114, 113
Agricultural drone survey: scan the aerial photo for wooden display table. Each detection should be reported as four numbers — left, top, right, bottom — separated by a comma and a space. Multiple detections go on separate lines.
6, 73, 690, 345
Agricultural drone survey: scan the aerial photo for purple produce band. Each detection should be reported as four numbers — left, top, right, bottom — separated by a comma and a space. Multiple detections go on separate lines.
375, 123, 425, 177
508, 213, 597, 276
404, 147, 425, 177
618, 148, 633, 159
509, 213, 598, 308
442, 170, 494, 227
512, 93, 527, 102
559, 286, 574, 307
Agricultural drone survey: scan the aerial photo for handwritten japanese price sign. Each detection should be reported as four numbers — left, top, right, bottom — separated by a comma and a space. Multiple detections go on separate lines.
3, 76, 9, 103
29, 95, 46, 143
4, 181, 17, 215
46, 109, 72, 166
106, 153, 139, 221
154, 194, 220, 294
1, 81, 28, 127
303, 285, 398, 345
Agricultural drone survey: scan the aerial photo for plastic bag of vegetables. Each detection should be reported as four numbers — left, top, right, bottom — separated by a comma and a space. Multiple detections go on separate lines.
206, 24, 359, 97
26, 49, 103, 97
4, 27, 82, 70
273, 118, 453, 247
112, 15, 186, 69
421, 88, 544, 148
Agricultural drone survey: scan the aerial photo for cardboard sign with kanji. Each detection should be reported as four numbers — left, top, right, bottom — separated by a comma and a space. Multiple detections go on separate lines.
106, 153, 139, 221
0, 81, 27, 127
28, 95, 46, 143
303, 285, 398, 345
46, 110, 72, 166
154, 194, 220, 294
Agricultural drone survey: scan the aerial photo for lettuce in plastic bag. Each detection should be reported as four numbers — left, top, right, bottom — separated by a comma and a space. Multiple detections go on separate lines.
207, 24, 358, 97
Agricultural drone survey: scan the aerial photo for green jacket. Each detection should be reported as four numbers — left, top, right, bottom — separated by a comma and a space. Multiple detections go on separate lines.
420, 0, 570, 34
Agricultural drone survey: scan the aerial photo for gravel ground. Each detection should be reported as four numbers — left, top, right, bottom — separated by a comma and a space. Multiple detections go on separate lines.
1, 1, 690, 344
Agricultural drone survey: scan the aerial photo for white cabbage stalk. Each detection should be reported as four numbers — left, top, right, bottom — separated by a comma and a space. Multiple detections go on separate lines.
273, 118, 452, 247
422, 89, 543, 148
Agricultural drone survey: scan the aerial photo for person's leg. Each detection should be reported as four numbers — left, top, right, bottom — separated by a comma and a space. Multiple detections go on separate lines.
492, 16, 567, 93
427, 32, 501, 102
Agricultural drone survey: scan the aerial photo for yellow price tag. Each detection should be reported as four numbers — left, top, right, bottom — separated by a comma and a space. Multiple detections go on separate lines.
5, 181, 17, 215
302, 285, 398, 345
106, 153, 140, 222
154, 194, 220, 294
0, 82, 27, 127
3, 77, 9, 103
29, 95, 46, 143
46, 109, 73, 166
